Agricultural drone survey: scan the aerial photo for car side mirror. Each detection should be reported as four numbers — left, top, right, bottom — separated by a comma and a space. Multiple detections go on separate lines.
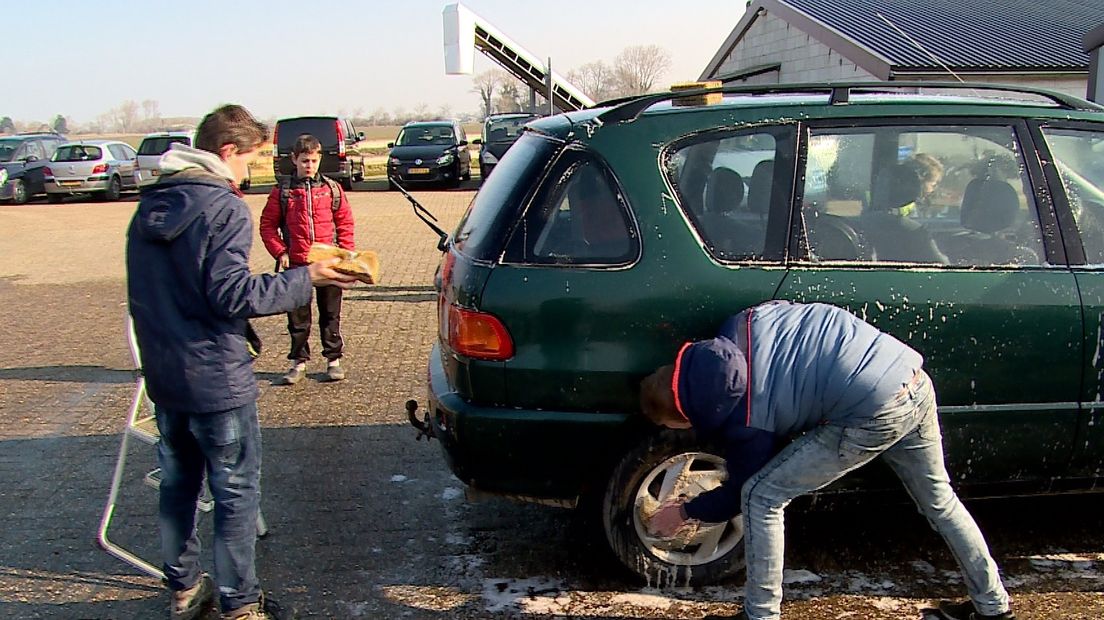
357, 132, 365, 141
472, 139, 482, 145
387, 142, 395, 149
458, 140, 468, 147
24, 155, 39, 162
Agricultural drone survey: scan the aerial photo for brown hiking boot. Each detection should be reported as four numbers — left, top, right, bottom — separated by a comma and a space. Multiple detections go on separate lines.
281, 363, 306, 385
170, 573, 214, 620
938, 600, 1016, 620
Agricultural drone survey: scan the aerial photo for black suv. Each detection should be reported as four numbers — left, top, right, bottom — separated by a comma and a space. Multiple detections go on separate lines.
387, 121, 472, 188
0, 132, 66, 204
474, 112, 537, 181
273, 116, 365, 190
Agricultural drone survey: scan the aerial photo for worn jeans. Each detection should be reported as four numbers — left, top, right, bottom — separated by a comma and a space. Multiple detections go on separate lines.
156, 402, 262, 614
287, 284, 344, 362
740, 371, 1010, 620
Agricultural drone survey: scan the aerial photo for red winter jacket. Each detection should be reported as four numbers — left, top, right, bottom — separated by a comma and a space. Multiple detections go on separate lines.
260, 175, 355, 265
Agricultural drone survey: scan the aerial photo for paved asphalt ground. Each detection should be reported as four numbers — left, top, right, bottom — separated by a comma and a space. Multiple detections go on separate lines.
2, 181, 1104, 619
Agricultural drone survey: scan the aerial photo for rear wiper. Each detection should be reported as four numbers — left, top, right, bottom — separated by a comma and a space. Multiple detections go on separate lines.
390, 176, 449, 252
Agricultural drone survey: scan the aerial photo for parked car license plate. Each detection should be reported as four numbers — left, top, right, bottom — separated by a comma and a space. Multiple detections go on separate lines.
408, 167, 430, 174
58, 181, 81, 187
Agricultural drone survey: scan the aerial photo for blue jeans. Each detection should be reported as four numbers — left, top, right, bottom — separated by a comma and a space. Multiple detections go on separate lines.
740, 371, 1010, 620
156, 402, 263, 614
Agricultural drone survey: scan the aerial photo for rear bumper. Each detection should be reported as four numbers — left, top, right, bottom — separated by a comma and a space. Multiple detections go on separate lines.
45, 178, 112, 194
135, 168, 160, 186
424, 343, 633, 501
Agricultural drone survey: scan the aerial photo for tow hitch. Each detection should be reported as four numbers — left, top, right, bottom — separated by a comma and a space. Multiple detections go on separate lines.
406, 399, 435, 441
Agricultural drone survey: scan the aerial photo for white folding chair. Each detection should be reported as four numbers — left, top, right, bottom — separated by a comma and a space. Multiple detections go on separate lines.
97, 316, 267, 579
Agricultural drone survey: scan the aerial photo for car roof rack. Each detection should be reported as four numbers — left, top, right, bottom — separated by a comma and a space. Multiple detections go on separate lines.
596, 81, 1104, 125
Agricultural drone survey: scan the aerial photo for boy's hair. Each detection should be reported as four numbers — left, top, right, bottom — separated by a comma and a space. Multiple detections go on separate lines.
292, 134, 322, 157
640, 365, 683, 427
194, 104, 268, 155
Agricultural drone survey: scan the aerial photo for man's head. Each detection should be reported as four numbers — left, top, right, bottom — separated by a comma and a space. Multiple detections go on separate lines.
641, 337, 748, 432
292, 134, 323, 179
194, 104, 268, 185
640, 364, 692, 429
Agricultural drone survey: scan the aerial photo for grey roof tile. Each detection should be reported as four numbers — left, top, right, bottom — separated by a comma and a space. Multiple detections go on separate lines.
783, 0, 1104, 70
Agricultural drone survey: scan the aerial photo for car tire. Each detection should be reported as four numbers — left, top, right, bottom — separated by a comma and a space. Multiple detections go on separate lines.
10, 179, 28, 205
102, 176, 122, 202
239, 179, 251, 191
341, 177, 354, 192
602, 430, 745, 587
47, 193, 64, 204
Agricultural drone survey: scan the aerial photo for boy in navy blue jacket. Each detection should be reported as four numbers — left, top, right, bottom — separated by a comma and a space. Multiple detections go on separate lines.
128, 105, 354, 620
639, 301, 1013, 620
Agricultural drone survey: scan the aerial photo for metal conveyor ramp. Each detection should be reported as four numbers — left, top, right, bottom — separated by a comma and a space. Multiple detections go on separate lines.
443, 3, 595, 112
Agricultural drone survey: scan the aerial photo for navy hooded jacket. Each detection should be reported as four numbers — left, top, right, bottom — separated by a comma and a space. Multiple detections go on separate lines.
127, 163, 312, 414
678, 301, 923, 522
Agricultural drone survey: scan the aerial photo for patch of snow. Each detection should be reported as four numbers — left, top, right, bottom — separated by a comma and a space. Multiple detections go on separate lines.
440, 486, 463, 501
783, 569, 822, 584
482, 577, 563, 613
609, 592, 675, 610
390, 474, 408, 483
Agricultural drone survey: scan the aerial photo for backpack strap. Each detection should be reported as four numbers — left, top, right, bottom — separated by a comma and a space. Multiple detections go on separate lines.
320, 175, 344, 245
320, 175, 342, 212
278, 178, 292, 258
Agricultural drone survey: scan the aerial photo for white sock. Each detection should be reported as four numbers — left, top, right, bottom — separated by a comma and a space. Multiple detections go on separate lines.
328, 359, 340, 368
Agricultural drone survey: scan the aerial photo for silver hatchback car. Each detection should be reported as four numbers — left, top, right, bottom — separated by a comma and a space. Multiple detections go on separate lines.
44, 140, 138, 202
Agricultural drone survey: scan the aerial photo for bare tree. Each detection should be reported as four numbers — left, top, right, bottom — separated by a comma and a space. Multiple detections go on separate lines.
471, 69, 507, 119
495, 80, 523, 113
141, 99, 161, 127
567, 60, 617, 102
612, 45, 672, 96
369, 107, 392, 126
112, 100, 140, 133
437, 103, 454, 120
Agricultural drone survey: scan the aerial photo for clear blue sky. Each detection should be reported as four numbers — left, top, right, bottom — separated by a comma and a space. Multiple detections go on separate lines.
8, 0, 744, 123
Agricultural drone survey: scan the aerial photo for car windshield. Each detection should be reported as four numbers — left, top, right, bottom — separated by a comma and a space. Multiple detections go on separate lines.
484, 117, 532, 143
138, 136, 190, 156
53, 145, 103, 162
276, 118, 340, 150
396, 126, 454, 146
0, 139, 21, 162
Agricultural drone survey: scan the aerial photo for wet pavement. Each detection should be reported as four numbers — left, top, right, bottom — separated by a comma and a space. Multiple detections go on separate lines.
1, 184, 1104, 619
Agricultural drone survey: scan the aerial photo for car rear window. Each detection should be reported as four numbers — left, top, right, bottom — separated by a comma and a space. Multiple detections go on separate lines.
53, 145, 103, 162
452, 133, 559, 261
276, 118, 339, 150
138, 136, 190, 156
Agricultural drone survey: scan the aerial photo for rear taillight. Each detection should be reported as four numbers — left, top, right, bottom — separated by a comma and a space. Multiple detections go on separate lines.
447, 305, 514, 360
272, 126, 279, 161
91, 163, 108, 174
336, 120, 347, 159
43, 167, 53, 177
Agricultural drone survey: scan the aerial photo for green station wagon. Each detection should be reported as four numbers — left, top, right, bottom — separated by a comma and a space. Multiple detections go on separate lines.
411, 82, 1104, 586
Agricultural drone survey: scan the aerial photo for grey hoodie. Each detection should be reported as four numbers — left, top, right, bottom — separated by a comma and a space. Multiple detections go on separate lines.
126, 143, 313, 413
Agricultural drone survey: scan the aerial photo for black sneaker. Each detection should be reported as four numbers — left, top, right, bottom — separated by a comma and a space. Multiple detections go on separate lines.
938, 599, 1016, 620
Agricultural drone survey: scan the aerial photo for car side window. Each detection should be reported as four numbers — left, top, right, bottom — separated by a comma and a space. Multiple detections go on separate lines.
43, 140, 60, 158
107, 144, 126, 160
799, 125, 1045, 267
503, 153, 638, 266
667, 130, 778, 260
1040, 127, 1104, 263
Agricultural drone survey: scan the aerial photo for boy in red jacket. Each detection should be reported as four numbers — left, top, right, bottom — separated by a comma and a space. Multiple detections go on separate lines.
260, 134, 356, 384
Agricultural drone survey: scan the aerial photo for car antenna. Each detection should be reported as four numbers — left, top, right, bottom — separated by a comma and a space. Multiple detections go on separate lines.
390, 176, 450, 252
874, 11, 977, 95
